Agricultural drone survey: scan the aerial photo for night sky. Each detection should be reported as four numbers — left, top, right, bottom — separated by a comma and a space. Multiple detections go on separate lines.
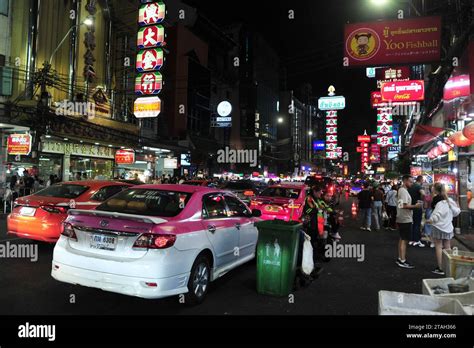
183, 0, 412, 154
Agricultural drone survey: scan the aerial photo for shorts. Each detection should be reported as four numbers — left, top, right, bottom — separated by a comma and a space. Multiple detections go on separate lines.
398, 223, 412, 241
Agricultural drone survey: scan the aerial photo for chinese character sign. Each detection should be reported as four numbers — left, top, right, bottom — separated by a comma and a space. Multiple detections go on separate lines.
326, 110, 338, 159
358, 135, 370, 173
135, 2, 166, 118
377, 107, 393, 147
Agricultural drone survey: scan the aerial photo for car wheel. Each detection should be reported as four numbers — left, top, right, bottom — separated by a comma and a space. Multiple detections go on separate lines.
185, 255, 211, 305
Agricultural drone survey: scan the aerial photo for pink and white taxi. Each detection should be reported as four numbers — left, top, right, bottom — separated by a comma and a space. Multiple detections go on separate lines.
51, 184, 261, 304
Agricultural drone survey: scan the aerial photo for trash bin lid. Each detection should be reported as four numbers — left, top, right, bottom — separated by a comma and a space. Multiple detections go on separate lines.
255, 219, 302, 231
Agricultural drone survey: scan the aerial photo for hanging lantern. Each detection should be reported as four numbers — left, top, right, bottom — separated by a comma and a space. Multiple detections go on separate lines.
432, 147, 441, 157
463, 122, 474, 141
449, 131, 473, 147
439, 142, 451, 153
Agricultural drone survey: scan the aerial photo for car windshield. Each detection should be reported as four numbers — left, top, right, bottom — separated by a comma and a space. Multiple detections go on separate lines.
34, 184, 89, 199
260, 187, 301, 199
224, 182, 254, 190
97, 189, 192, 217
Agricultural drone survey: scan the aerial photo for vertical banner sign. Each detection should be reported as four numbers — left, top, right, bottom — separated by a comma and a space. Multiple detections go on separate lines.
377, 107, 394, 147
134, 1, 166, 118
319, 86, 345, 160
358, 135, 370, 173
84, 0, 97, 83
326, 110, 338, 159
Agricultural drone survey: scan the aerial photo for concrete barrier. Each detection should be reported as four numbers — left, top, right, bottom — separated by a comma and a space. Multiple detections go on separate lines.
378, 291, 468, 315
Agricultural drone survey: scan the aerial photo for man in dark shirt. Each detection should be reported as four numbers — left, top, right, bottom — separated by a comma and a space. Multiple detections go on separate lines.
408, 175, 425, 247
357, 183, 373, 231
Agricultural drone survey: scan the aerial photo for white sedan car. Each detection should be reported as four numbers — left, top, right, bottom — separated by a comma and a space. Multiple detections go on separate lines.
52, 184, 261, 304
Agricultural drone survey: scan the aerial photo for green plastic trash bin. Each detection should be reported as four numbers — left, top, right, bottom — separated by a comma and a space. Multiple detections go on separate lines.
255, 220, 302, 297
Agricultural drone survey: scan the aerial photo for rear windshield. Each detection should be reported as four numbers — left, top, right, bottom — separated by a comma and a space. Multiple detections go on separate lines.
97, 189, 192, 217
260, 187, 301, 199
34, 184, 89, 199
224, 182, 254, 190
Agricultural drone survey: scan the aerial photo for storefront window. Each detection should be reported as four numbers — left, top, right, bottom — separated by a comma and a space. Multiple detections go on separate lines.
38, 154, 62, 182
70, 156, 113, 181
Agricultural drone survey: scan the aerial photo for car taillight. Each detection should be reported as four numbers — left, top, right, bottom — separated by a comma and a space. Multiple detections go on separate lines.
61, 223, 77, 241
244, 190, 255, 196
41, 205, 68, 214
133, 234, 176, 249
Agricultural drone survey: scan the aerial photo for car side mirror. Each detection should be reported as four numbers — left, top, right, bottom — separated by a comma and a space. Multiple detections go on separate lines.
251, 209, 262, 217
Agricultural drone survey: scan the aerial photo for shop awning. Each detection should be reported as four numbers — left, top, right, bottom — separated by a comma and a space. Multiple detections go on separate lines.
409, 125, 445, 148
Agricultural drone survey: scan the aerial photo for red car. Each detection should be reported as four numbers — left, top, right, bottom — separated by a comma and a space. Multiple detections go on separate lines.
7, 181, 132, 242
249, 184, 306, 222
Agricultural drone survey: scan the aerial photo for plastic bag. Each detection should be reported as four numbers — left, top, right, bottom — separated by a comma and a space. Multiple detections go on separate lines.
301, 233, 314, 276
382, 211, 389, 221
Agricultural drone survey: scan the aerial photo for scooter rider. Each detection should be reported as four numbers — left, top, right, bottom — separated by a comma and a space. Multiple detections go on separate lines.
322, 190, 342, 241
302, 184, 329, 262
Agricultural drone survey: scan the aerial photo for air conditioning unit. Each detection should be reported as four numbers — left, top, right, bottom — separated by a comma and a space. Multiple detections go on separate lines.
0, 66, 13, 96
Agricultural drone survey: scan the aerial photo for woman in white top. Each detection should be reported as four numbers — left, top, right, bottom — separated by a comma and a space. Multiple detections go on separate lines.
426, 183, 461, 275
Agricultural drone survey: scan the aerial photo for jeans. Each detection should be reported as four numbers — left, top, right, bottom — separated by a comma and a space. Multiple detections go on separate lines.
372, 201, 383, 230
360, 208, 372, 228
470, 209, 474, 228
411, 208, 423, 242
424, 208, 432, 236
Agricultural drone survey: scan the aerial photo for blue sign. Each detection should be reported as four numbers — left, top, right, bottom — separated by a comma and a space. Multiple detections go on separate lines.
313, 140, 325, 151
392, 122, 400, 137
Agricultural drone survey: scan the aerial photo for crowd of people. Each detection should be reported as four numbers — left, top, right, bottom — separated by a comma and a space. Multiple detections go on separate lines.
4, 171, 62, 201
356, 175, 461, 275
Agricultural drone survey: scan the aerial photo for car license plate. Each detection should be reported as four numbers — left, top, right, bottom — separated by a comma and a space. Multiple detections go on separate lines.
89, 234, 117, 251
19, 207, 36, 217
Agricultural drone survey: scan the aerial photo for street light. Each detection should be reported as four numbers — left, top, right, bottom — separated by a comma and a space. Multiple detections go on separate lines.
49, 17, 94, 64
277, 117, 284, 124
308, 131, 313, 136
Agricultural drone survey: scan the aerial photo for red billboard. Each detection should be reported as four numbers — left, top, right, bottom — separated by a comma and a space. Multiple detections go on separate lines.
344, 16, 441, 67
371, 91, 419, 108
443, 74, 470, 101
115, 149, 135, 165
381, 80, 425, 102
7, 134, 32, 155
358, 135, 371, 143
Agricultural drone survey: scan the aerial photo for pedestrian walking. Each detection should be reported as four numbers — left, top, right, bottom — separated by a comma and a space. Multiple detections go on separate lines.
408, 175, 425, 248
372, 184, 384, 231
357, 183, 373, 231
385, 184, 398, 231
426, 183, 461, 275
396, 175, 422, 269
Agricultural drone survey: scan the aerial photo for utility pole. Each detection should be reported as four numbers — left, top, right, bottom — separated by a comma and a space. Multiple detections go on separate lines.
31, 62, 53, 164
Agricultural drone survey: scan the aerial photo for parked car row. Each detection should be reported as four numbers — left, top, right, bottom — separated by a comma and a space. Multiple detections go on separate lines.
5, 178, 324, 304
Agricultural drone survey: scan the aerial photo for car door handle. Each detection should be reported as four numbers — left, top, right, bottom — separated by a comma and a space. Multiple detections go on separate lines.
235, 223, 241, 230
207, 225, 216, 233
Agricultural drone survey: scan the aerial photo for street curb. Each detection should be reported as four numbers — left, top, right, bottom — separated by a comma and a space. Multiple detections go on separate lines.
454, 235, 474, 252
